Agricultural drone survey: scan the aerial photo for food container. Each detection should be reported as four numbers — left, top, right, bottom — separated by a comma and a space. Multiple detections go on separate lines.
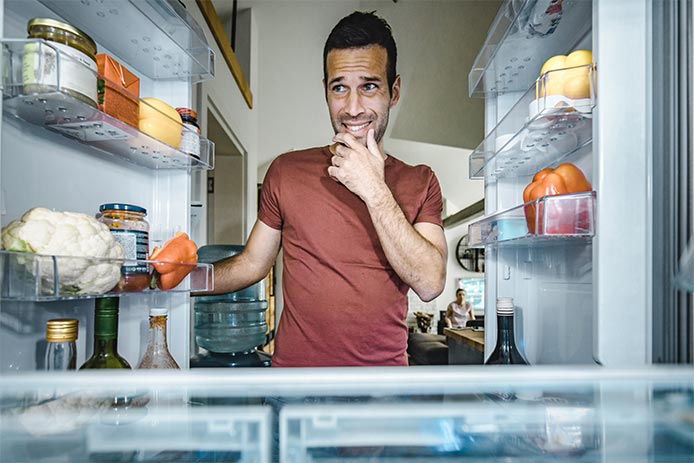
96, 54, 140, 127
176, 108, 201, 158
97, 203, 150, 292
24, 18, 98, 107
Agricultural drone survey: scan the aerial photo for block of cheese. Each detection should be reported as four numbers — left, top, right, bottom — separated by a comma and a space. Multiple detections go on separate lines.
139, 98, 183, 147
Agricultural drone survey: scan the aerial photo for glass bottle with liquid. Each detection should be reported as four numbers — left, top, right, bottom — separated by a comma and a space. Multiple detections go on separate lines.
485, 297, 529, 365
80, 297, 131, 369
45, 319, 78, 370
137, 307, 179, 369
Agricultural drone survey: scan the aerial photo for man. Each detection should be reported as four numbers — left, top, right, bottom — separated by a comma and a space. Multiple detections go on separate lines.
212, 11, 447, 367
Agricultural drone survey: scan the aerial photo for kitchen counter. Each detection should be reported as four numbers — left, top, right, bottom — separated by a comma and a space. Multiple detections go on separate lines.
444, 327, 484, 364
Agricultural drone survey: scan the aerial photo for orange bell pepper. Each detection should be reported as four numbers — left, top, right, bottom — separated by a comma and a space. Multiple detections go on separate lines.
523, 164, 592, 234
149, 232, 198, 290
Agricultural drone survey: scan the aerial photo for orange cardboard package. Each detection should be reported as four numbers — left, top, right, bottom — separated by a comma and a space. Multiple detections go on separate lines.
97, 54, 140, 127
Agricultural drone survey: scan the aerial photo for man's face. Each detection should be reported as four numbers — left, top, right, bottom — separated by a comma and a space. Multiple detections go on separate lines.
325, 45, 400, 145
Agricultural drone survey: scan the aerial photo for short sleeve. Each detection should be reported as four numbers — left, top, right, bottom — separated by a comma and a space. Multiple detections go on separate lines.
257, 156, 283, 230
414, 168, 443, 227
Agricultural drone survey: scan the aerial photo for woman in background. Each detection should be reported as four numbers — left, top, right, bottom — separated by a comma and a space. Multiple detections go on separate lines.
445, 288, 475, 328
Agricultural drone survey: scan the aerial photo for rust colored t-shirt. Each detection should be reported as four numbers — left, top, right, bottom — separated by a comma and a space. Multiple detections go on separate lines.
258, 146, 443, 367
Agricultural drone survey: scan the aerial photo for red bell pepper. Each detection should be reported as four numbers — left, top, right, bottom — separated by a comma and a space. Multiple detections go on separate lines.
523, 164, 592, 234
149, 232, 198, 290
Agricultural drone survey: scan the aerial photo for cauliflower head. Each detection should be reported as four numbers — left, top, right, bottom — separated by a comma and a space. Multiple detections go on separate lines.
2, 208, 125, 295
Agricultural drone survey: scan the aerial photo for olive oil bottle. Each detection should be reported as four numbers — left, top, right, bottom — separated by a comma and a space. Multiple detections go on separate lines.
80, 297, 131, 370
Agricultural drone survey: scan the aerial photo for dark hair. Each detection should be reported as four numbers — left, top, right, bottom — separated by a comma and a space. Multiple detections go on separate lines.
456, 288, 466, 295
323, 11, 397, 93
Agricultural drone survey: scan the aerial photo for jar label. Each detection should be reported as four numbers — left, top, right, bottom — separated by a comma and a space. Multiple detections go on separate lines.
179, 121, 201, 157
110, 229, 149, 274
22, 41, 98, 104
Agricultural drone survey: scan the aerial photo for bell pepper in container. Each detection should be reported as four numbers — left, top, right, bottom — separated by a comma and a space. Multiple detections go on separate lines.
149, 232, 198, 290
523, 164, 592, 234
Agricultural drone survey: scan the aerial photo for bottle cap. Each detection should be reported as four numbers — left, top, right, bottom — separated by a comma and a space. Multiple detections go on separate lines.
496, 297, 514, 316
150, 307, 168, 317
46, 319, 78, 342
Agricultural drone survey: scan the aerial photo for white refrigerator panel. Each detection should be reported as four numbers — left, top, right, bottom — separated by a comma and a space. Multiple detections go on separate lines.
0, 0, 200, 370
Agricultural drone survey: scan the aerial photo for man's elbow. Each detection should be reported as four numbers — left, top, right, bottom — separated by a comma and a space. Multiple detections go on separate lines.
415, 276, 445, 302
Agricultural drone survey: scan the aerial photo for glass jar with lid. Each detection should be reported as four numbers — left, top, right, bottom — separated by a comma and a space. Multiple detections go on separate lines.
24, 18, 98, 107
97, 203, 150, 292
176, 107, 201, 158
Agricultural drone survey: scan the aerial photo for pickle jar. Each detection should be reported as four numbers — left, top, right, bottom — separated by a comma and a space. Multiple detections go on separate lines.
97, 203, 150, 292
24, 18, 98, 107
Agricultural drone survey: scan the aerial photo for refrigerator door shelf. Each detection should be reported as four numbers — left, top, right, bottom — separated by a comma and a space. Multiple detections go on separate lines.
0, 250, 213, 301
468, 191, 596, 247
470, 64, 596, 180
2, 40, 215, 171
37, 0, 215, 82
469, 0, 592, 97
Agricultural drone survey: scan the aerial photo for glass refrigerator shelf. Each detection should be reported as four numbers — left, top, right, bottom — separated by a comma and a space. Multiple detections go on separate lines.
469, 63, 596, 180
38, 0, 215, 82
467, 191, 596, 248
2, 39, 215, 170
468, 0, 592, 97
0, 250, 214, 301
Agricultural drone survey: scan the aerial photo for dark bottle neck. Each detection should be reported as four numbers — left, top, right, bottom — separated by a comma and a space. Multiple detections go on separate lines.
94, 297, 119, 354
496, 314, 516, 348
93, 337, 118, 354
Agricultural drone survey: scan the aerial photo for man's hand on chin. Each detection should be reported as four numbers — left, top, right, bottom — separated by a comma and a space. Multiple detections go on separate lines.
328, 129, 390, 207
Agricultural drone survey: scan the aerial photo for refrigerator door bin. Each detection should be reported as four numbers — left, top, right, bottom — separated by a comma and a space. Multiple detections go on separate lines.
469, 0, 592, 97
0, 250, 213, 301
469, 63, 596, 180
37, 0, 216, 82
468, 191, 596, 247
2, 39, 215, 170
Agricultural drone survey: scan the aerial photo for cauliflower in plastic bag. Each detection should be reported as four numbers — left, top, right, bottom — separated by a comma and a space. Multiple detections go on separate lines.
1, 208, 124, 295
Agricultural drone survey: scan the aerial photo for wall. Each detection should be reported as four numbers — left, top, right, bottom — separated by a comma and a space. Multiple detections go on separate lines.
359, 0, 501, 149
249, 0, 497, 180
210, 155, 246, 244
243, 0, 360, 179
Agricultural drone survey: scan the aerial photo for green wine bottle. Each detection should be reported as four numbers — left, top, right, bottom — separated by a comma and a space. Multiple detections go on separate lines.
80, 297, 131, 369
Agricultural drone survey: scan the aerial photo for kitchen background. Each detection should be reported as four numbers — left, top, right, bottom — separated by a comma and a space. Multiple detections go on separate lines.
204, 0, 499, 331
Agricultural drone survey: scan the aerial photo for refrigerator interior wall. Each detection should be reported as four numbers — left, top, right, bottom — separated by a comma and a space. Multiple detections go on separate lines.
1, 0, 196, 370
481, 6, 594, 365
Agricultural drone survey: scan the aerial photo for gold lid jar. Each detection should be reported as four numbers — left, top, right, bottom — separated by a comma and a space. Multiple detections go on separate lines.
46, 318, 78, 342
27, 18, 97, 59
24, 18, 98, 107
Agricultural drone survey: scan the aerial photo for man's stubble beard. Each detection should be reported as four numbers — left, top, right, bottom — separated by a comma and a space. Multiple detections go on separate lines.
332, 108, 390, 145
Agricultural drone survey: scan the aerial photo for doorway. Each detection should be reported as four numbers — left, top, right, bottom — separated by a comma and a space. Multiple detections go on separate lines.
206, 109, 246, 245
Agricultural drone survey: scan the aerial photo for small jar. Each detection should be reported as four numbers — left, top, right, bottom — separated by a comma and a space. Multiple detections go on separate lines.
45, 318, 78, 371
176, 107, 201, 158
97, 203, 150, 292
24, 18, 98, 107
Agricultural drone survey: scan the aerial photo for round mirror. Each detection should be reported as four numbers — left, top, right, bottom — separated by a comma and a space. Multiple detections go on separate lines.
456, 235, 485, 273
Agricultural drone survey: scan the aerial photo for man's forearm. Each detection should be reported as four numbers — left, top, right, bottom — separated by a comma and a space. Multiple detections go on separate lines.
366, 187, 445, 301
210, 252, 269, 295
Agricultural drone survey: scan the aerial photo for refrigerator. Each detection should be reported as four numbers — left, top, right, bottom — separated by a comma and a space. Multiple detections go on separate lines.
0, 1, 693, 462
0, 0, 216, 371
467, 0, 693, 367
